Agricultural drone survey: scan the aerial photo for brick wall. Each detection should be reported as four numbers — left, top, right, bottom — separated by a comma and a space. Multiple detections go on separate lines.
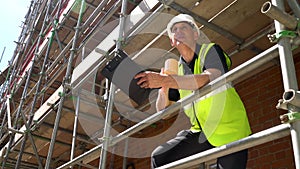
236, 54, 300, 169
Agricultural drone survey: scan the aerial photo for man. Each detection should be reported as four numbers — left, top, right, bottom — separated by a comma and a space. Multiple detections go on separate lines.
134, 14, 251, 169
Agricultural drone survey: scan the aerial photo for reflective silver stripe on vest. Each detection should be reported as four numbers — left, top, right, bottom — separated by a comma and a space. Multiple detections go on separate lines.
195, 83, 232, 103
199, 44, 210, 72
182, 83, 233, 111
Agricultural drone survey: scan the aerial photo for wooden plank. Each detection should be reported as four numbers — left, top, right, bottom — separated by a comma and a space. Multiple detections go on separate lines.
201, 0, 267, 41
191, 0, 234, 22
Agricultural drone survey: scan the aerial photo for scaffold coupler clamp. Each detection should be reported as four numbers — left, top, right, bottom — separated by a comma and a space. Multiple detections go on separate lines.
276, 89, 300, 123
63, 77, 72, 91
159, 0, 171, 10
31, 120, 40, 131
114, 38, 126, 47
46, 102, 57, 111
267, 30, 297, 43
98, 135, 112, 144
280, 111, 300, 124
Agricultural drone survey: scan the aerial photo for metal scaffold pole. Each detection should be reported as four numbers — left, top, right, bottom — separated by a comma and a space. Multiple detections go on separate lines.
15, 0, 63, 168
44, 0, 86, 168
0, 0, 39, 127
156, 124, 290, 169
69, 42, 88, 168
98, 0, 127, 168
270, 0, 300, 168
287, 0, 300, 18
11, 0, 44, 89
36, 1, 119, 102
70, 91, 80, 169
122, 138, 129, 169
0, 105, 8, 139
1, 0, 53, 168
6, 0, 35, 84
0, 47, 5, 65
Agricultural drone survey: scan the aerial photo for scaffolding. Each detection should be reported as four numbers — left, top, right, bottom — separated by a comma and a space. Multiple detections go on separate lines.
0, 0, 299, 168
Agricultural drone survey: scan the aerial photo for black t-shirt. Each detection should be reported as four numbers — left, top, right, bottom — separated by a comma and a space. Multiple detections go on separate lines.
169, 44, 229, 101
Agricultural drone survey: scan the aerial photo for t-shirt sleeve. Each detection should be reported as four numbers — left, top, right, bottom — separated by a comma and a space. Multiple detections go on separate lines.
203, 44, 230, 74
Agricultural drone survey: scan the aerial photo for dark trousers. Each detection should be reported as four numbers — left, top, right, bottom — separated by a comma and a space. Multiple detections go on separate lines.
151, 130, 248, 169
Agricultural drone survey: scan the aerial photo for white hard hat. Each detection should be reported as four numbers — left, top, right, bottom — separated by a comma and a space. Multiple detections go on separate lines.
166, 14, 200, 39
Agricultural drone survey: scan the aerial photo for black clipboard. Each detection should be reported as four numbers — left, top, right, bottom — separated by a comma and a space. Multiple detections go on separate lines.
101, 49, 153, 105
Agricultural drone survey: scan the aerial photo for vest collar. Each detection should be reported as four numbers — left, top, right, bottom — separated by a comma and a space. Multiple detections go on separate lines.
179, 44, 201, 73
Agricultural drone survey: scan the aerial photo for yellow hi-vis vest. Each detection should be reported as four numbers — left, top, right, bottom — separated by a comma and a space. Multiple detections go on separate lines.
178, 43, 251, 146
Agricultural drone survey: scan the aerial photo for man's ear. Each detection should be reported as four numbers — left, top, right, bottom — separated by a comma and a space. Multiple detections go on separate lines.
170, 38, 175, 47
193, 31, 199, 41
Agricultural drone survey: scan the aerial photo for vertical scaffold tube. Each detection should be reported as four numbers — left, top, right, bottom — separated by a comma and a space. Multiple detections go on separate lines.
70, 91, 81, 169
0, 0, 38, 134
287, 0, 300, 18
1, 0, 53, 168
15, 1, 62, 168
44, 0, 86, 168
271, 0, 300, 168
98, 0, 127, 168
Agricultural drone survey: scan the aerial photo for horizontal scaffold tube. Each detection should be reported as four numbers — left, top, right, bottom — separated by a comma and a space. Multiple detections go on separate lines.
261, 1, 298, 30
57, 44, 280, 168
283, 89, 300, 108
157, 124, 290, 169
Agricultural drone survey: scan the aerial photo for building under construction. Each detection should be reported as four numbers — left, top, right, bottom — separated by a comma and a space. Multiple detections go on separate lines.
0, 0, 299, 168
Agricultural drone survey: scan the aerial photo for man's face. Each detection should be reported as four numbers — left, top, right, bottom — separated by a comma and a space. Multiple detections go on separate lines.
170, 22, 198, 48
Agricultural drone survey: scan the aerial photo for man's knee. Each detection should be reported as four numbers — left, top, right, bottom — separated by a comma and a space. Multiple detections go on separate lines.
151, 147, 162, 169
217, 149, 248, 169
151, 144, 167, 165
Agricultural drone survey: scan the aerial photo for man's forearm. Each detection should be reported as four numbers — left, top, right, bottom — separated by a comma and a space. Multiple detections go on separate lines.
163, 74, 210, 90
156, 89, 170, 111
163, 69, 220, 90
